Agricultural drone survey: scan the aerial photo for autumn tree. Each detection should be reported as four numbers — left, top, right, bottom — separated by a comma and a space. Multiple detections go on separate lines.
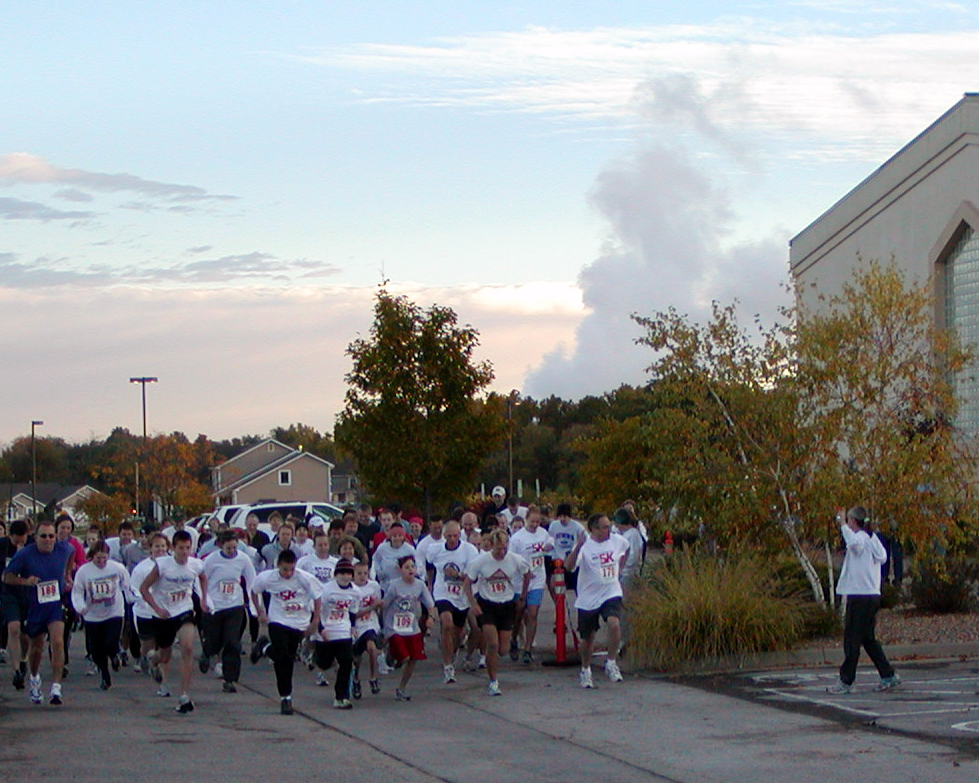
75, 491, 133, 535
335, 288, 505, 517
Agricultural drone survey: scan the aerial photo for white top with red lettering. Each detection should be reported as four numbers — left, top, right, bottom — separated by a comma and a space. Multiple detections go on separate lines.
252, 568, 321, 631
573, 536, 630, 611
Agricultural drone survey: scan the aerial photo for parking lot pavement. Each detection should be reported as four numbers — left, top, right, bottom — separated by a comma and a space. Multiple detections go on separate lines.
683, 658, 979, 752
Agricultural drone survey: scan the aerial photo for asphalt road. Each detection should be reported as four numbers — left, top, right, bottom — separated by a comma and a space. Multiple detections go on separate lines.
3, 629, 979, 783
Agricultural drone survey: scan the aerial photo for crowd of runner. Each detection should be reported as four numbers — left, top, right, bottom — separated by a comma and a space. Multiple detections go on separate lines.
0, 486, 646, 714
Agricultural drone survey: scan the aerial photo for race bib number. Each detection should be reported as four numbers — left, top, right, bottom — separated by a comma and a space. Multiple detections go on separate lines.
445, 581, 462, 597
283, 601, 303, 617
394, 612, 413, 630
219, 580, 238, 596
91, 577, 116, 603
488, 579, 507, 595
599, 563, 618, 584
530, 555, 544, 571
37, 580, 60, 604
168, 589, 187, 604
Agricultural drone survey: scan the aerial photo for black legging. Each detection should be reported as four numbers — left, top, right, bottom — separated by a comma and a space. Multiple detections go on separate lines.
202, 606, 245, 683
267, 623, 304, 697
84, 617, 123, 685
315, 638, 353, 700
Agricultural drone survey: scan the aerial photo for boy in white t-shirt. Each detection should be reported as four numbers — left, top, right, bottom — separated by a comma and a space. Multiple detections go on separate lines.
351, 561, 383, 698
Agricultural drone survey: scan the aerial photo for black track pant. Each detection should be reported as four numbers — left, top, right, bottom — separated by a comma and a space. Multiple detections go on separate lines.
85, 617, 123, 685
202, 606, 246, 683
267, 623, 304, 697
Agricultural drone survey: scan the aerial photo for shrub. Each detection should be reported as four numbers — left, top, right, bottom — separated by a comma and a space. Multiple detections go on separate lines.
909, 556, 979, 614
628, 549, 804, 670
879, 582, 902, 610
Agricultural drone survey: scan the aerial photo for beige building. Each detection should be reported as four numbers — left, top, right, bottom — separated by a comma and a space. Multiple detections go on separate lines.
212, 438, 334, 506
791, 93, 979, 434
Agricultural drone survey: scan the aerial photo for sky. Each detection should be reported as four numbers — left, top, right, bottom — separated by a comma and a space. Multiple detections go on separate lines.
3, 1, 979, 447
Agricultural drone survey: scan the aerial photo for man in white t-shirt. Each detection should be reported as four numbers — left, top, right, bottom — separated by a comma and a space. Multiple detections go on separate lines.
507, 507, 553, 664
426, 521, 478, 683
567, 513, 629, 689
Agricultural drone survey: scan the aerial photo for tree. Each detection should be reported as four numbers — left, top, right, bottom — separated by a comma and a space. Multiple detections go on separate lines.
335, 288, 505, 517
75, 491, 133, 535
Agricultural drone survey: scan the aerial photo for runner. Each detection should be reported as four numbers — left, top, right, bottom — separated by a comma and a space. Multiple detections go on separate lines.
250, 549, 322, 715
351, 561, 382, 697
372, 524, 416, 595
129, 532, 168, 680
1, 520, 33, 690
139, 530, 207, 713
200, 530, 256, 693
425, 521, 478, 683
70, 540, 130, 690
316, 559, 361, 708
507, 507, 553, 664
462, 529, 529, 696
54, 514, 84, 676
297, 529, 340, 686
547, 503, 585, 601
566, 513, 629, 688
2, 520, 75, 705
382, 555, 434, 701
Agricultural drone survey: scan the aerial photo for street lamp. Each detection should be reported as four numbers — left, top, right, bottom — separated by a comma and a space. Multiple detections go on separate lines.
129, 377, 158, 519
31, 420, 43, 520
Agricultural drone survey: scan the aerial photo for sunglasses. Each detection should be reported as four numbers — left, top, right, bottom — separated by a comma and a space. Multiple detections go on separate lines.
37, 533, 56, 539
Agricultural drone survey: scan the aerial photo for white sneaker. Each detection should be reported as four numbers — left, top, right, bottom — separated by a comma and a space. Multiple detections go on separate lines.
487, 679, 502, 696
155, 685, 171, 697
580, 668, 595, 689
86, 663, 98, 677
478, 655, 486, 669
378, 659, 391, 675
826, 680, 852, 694
443, 664, 456, 684
605, 659, 623, 682
315, 670, 330, 687
29, 674, 42, 704
214, 662, 223, 678
49, 682, 63, 705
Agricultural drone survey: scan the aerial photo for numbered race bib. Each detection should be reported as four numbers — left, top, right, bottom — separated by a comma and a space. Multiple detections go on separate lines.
219, 579, 239, 596
91, 577, 116, 603
599, 563, 618, 584
37, 580, 60, 604
394, 612, 413, 630
283, 601, 303, 617
445, 581, 462, 597
488, 579, 507, 596
530, 555, 544, 571
168, 589, 188, 604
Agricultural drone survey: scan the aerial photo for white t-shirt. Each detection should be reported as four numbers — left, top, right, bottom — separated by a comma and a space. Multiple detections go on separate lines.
161, 525, 200, 553
72, 560, 130, 622
293, 538, 315, 558
414, 534, 443, 568
319, 580, 361, 641
372, 541, 417, 592
426, 540, 479, 609
466, 551, 529, 604
148, 555, 204, 617
130, 557, 160, 620
353, 579, 382, 638
296, 553, 339, 585
548, 518, 585, 561
574, 535, 630, 611
252, 568, 321, 630
202, 549, 256, 613
508, 527, 553, 592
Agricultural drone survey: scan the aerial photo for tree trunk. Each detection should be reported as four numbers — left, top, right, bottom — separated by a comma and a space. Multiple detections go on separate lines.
776, 486, 825, 605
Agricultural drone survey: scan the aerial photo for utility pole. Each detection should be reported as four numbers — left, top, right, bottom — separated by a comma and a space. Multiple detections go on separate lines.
129, 377, 158, 519
31, 419, 43, 521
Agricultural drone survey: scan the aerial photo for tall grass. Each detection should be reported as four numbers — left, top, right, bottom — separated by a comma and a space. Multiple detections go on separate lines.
629, 549, 804, 670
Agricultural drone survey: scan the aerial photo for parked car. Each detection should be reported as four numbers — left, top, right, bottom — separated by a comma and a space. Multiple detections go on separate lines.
227, 501, 344, 532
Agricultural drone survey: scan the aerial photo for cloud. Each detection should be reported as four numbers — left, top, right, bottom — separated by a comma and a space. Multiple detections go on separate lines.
53, 188, 95, 203
0, 282, 584, 445
0, 196, 95, 222
301, 23, 979, 160
0, 152, 237, 203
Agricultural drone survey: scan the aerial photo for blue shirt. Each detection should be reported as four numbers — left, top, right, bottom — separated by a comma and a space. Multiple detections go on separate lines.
6, 540, 73, 610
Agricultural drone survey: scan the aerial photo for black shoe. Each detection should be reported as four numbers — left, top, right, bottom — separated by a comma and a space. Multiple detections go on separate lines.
99, 678, 111, 691
111, 655, 120, 672
12, 668, 25, 690
509, 639, 519, 661
250, 636, 270, 665
369, 679, 380, 695
61, 666, 69, 679
222, 681, 237, 693
280, 698, 293, 715
352, 680, 362, 700
198, 654, 210, 674
176, 698, 195, 714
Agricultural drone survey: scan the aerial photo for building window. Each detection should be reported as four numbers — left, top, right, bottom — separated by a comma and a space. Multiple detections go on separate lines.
267, 442, 275, 452
279, 470, 292, 486
944, 224, 979, 435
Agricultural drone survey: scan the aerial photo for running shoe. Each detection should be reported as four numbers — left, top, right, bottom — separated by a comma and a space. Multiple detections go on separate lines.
111, 654, 120, 672
150, 657, 164, 684
826, 680, 852, 694
461, 657, 476, 673
521, 650, 533, 665
214, 662, 223, 678
175, 696, 194, 714
352, 680, 362, 700
198, 654, 210, 674
49, 682, 63, 705
369, 679, 380, 695
377, 658, 391, 675
509, 638, 519, 661
487, 680, 502, 696
280, 697, 294, 715
579, 668, 595, 689
478, 655, 486, 669
132, 659, 143, 674
250, 635, 270, 665
333, 698, 353, 709
12, 666, 26, 690
443, 664, 456, 684
118, 651, 129, 667
395, 688, 411, 701
315, 670, 330, 687
28, 674, 42, 704
604, 659, 623, 682
85, 662, 98, 677
222, 681, 237, 693
874, 675, 901, 692
99, 678, 111, 691
155, 685, 171, 697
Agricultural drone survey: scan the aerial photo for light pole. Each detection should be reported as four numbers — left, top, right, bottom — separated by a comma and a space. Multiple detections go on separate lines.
31, 420, 43, 520
507, 390, 519, 498
129, 377, 158, 519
